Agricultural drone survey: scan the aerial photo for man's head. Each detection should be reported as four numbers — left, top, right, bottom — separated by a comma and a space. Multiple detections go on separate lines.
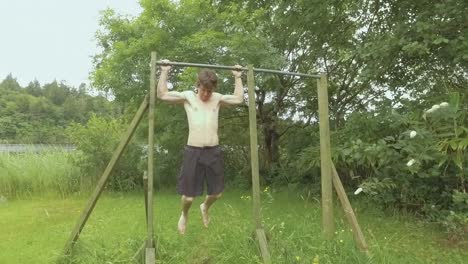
196, 69, 217, 102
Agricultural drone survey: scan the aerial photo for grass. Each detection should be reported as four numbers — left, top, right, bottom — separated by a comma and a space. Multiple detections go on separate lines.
0, 190, 466, 264
0, 151, 81, 198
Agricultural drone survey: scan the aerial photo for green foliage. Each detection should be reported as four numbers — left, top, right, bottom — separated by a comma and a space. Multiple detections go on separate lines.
0, 75, 118, 143
357, 0, 468, 99
343, 95, 466, 237
287, 91, 467, 238
90, 0, 468, 189
425, 93, 467, 191
66, 115, 143, 191
442, 191, 468, 241
338, 131, 446, 210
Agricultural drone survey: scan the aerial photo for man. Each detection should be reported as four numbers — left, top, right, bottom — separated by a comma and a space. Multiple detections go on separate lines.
157, 60, 244, 234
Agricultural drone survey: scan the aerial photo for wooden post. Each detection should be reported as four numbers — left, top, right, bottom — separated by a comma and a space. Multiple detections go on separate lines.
317, 73, 334, 239
331, 162, 369, 253
247, 65, 262, 229
247, 65, 271, 264
145, 248, 156, 264
145, 51, 157, 263
64, 95, 149, 254
131, 171, 150, 262
256, 229, 270, 263
143, 171, 148, 224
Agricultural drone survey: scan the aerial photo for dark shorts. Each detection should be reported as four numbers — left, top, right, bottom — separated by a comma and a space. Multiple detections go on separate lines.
177, 145, 224, 197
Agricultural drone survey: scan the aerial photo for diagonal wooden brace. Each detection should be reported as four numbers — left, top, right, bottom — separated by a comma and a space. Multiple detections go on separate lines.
63, 95, 149, 255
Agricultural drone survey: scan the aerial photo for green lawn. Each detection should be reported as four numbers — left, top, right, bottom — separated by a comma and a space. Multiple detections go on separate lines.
0, 190, 466, 264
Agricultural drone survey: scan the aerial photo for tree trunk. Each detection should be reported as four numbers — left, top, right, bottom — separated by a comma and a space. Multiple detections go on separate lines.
256, 89, 281, 177
263, 121, 280, 167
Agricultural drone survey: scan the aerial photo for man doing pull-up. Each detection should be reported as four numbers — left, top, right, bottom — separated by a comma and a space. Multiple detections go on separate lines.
157, 60, 244, 234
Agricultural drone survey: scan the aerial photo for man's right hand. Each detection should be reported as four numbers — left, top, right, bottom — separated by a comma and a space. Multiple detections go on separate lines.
232, 64, 243, 78
160, 59, 172, 72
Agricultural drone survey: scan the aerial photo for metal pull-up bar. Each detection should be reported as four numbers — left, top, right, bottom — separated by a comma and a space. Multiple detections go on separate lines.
156, 60, 320, 78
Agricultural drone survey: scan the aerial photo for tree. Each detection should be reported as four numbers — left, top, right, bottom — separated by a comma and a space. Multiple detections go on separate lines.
25, 80, 42, 97
43, 81, 70, 106
90, 0, 467, 184
0, 74, 21, 91
355, 0, 468, 106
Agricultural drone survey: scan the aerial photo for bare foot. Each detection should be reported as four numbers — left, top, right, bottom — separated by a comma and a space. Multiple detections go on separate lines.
178, 213, 187, 234
200, 203, 210, 228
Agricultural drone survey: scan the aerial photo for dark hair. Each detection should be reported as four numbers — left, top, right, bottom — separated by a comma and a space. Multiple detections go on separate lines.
196, 69, 218, 90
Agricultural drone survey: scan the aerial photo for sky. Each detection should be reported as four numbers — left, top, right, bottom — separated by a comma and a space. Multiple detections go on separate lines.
0, 0, 142, 88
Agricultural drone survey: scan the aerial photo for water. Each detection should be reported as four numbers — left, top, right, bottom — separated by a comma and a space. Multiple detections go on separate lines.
0, 144, 75, 153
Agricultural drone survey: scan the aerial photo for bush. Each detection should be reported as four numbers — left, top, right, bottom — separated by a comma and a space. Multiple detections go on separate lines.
287, 93, 467, 239
66, 115, 144, 191
338, 93, 467, 238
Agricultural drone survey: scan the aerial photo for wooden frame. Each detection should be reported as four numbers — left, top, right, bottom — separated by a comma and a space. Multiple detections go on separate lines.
62, 52, 368, 263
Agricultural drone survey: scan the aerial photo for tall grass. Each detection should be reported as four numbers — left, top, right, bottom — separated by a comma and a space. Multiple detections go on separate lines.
0, 151, 82, 198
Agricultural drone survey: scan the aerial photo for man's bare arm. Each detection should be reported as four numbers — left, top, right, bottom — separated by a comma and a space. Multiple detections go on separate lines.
157, 61, 186, 103
220, 65, 244, 105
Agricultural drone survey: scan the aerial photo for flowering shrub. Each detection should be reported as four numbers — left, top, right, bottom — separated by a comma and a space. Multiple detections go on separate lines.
337, 93, 467, 239
289, 92, 466, 239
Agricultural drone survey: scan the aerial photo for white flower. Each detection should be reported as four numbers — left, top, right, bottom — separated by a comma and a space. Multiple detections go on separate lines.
410, 130, 417, 138
354, 187, 363, 195
407, 159, 416, 167
439, 102, 449, 107
426, 104, 441, 115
